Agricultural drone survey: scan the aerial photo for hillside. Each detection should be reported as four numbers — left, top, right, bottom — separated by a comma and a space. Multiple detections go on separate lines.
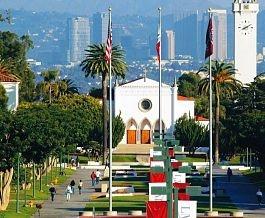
0, 0, 256, 15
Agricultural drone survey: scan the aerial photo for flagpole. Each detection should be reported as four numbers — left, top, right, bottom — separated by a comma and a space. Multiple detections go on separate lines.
158, 7, 162, 140
108, 6, 113, 212
208, 11, 213, 213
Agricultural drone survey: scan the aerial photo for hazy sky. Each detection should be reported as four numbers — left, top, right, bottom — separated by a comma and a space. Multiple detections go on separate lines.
0, 0, 264, 15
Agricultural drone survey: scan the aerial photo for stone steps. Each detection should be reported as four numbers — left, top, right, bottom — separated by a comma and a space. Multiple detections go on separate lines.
114, 144, 154, 155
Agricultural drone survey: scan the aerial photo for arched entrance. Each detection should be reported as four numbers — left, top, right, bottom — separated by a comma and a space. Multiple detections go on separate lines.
140, 119, 151, 144
154, 120, 166, 138
127, 119, 137, 144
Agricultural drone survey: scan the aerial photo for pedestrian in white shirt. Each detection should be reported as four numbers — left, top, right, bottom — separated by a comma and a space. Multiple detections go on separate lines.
96, 170, 101, 184
78, 180, 83, 195
65, 185, 72, 201
256, 188, 263, 205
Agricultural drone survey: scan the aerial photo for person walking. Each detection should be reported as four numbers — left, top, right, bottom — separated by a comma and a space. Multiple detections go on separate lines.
256, 188, 263, 205
49, 184, 56, 202
227, 167, 233, 182
65, 185, 72, 201
91, 171, 96, 187
78, 180, 83, 195
70, 179, 76, 194
96, 170, 101, 184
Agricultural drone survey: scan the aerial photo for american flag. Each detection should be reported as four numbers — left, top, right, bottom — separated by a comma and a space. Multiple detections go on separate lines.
205, 17, 213, 59
105, 16, 112, 64
156, 23, 161, 62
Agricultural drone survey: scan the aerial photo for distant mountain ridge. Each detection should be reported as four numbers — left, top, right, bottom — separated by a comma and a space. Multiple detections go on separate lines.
2, 0, 264, 15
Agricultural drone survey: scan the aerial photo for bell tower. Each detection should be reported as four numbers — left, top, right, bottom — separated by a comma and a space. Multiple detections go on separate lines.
233, 0, 259, 84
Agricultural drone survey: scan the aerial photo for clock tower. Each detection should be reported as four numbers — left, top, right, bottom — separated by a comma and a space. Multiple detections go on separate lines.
233, 0, 259, 84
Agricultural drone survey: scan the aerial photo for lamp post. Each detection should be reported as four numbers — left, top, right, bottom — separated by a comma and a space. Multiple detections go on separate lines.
16, 152, 21, 213
24, 164, 27, 206
33, 163, 35, 198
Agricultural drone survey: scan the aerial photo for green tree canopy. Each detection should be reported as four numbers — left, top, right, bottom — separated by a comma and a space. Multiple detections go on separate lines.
112, 113, 125, 148
174, 115, 208, 155
0, 31, 35, 101
177, 72, 201, 97
0, 83, 7, 110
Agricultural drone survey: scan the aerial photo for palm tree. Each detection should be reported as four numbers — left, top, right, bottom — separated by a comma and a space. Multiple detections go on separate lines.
41, 69, 59, 104
80, 44, 127, 163
56, 79, 79, 97
198, 60, 242, 163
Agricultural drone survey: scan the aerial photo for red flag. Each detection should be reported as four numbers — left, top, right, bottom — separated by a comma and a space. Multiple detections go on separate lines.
156, 24, 161, 62
205, 17, 213, 59
105, 15, 112, 64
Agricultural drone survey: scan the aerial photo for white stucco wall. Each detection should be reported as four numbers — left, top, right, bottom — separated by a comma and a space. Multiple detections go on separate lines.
114, 78, 195, 144
1, 82, 19, 111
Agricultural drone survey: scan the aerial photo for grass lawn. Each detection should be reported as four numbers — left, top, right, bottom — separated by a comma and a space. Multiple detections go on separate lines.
192, 196, 238, 213
183, 157, 205, 162
228, 156, 241, 165
112, 155, 136, 162
0, 167, 74, 218
243, 170, 265, 189
78, 155, 89, 163
85, 195, 237, 214
85, 195, 148, 213
112, 181, 148, 192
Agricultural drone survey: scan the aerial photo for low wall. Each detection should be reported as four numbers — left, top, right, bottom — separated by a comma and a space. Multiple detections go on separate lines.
220, 165, 250, 171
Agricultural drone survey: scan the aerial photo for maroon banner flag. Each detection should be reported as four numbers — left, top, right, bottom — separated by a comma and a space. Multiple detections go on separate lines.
156, 24, 161, 62
105, 15, 112, 64
205, 17, 213, 59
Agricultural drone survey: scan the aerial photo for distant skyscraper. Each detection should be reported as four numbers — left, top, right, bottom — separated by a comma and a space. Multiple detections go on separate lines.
68, 17, 90, 63
92, 12, 108, 44
162, 30, 175, 60
211, 9, 227, 60
174, 11, 199, 60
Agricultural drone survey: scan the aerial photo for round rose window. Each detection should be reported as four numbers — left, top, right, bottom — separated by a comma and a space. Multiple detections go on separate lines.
139, 99, 152, 112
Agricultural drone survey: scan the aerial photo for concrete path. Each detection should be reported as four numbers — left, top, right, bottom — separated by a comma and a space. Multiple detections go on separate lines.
214, 167, 265, 217
33, 168, 98, 218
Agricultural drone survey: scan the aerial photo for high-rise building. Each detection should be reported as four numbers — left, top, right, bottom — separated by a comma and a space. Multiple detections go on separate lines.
68, 17, 90, 63
162, 30, 175, 60
174, 11, 199, 60
227, 13, 235, 60
92, 12, 108, 44
210, 9, 228, 60
233, 0, 259, 84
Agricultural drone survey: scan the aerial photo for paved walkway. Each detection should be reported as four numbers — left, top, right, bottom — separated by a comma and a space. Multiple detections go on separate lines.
214, 167, 265, 217
33, 168, 98, 218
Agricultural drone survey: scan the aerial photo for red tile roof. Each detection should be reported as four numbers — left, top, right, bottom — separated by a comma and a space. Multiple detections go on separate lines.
0, 70, 20, 83
177, 95, 194, 101
195, 115, 208, 121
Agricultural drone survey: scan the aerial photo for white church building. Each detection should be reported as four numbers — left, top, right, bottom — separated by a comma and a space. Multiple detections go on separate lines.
114, 77, 196, 145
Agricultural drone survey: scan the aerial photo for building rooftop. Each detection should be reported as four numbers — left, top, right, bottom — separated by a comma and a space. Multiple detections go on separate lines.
0, 69, 20, 83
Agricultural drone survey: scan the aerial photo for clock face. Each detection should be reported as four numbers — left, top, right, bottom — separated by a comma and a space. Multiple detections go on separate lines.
238, 19, 254, 36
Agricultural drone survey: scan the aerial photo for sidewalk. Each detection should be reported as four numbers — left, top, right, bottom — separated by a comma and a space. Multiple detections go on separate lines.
33, 168, 98, 218
214, 167, 265, 217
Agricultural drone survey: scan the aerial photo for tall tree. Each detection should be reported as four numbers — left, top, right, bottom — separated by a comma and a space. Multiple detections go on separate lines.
80, 44, 127, 163
198, 60, 242, 163
0, 84, 7, 110
174, 115, 208, 155
177, 72, 201, 97
0, 111, 23, 210
40, 69, 59, 104
0, 31, 35, 101
56, 79, 79, 97
0, 62, 9, 110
